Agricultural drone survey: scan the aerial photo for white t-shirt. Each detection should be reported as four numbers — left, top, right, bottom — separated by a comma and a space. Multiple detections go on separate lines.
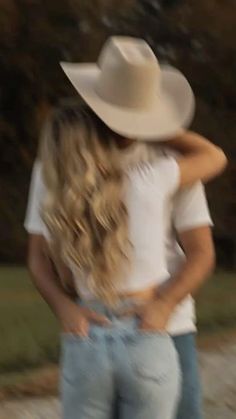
24, 146, 213, 335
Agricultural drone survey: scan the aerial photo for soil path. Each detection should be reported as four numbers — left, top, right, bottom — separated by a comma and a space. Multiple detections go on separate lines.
1, 341, 236, 419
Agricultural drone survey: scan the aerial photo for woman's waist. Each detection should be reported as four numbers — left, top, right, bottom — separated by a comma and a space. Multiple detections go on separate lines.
74, 270, 169, 301
76, 283, 162, 318
118, 283, 158, 302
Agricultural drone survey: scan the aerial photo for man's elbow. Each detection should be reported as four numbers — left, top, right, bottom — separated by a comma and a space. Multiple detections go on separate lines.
202, 245, 216, 277
187, 244, 216, 278
212, 147, 228, 176
26, 234, 47, 278
26, 251, 41, 282
26, 245, 47, 285
207, 249, 216, 274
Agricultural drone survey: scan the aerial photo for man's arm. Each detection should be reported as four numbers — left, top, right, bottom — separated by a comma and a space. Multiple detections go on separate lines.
137, 225, 215, 331
24, 163, 110, 334
137, 177, 216, 331
157, 226, 215, 309
157, 176, 215, 307
24, 161, 77, 317
27, 234, 77, 319
165, 130, 227, 187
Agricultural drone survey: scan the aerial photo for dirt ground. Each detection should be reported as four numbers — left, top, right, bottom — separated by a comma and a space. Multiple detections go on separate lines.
0, 340, 236, 419
200, 339, 236, 419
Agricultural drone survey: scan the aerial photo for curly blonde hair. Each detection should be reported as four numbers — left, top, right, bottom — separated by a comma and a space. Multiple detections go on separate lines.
38, 102, 134, 305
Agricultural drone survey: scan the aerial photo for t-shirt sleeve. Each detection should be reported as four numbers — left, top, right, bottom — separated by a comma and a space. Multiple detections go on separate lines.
173, 181, 214, 233
24, 159, 46, 234
156, 156, 181, 196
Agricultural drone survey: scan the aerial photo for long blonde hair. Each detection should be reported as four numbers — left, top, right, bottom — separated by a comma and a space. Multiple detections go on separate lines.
38, 102, 133, 305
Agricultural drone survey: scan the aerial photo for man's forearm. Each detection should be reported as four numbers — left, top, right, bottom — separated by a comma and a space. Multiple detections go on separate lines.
28, 252, 76, 320
156, 250, 215, 309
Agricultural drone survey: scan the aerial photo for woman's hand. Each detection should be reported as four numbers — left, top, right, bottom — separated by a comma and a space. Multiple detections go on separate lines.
57, 299, 111, 337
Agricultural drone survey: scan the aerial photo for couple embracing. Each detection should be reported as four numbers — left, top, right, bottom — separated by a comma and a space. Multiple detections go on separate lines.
24, 37, 227, 419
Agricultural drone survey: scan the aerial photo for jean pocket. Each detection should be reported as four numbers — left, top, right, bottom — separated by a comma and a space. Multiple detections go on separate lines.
129, 333, 175, 384
60, 333, 94, 386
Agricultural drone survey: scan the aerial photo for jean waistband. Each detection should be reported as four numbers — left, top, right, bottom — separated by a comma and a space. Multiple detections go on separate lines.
75, 297, 145, 318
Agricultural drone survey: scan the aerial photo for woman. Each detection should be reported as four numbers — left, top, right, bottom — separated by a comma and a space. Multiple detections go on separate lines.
24, 37, 227, 419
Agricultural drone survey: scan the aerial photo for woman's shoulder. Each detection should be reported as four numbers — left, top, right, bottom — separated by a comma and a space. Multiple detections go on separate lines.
146, 145, 180, 193
145, 144, 179, 170
126, 143, 179, 191
147, 144, 180, 160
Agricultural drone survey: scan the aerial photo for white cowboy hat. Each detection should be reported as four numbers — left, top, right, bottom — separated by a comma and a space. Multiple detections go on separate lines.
60, 36, 195, 141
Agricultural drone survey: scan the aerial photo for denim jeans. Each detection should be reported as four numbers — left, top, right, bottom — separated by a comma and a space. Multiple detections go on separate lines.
59, 299, 181, 419
113, 332, 203, 419
172, 333, 203, 419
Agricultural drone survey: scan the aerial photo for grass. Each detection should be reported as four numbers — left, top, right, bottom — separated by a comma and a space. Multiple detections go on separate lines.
196, 270, 236, 333
0, 267, 60, 374
0, 266, 235, 377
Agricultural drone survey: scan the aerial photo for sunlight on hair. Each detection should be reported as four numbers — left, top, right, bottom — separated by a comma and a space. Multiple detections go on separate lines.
38, 102, 133, 306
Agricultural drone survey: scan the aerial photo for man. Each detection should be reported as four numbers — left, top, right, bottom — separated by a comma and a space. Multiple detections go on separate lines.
24, 155, 214, 419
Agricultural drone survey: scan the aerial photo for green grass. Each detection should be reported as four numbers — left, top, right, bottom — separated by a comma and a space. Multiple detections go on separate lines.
196, 270, 236, 332
0, 267, 235, 374
0, 267, 60, 373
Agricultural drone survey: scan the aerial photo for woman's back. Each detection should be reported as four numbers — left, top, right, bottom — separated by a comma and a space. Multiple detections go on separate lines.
28, 138, 180, 299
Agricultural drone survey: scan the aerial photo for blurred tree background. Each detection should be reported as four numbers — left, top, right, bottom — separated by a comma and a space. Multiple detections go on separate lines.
0, 0, 235, 265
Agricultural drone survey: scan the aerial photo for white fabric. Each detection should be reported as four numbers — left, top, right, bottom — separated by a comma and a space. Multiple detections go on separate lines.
24, 149, 213, 335
24, 160, 48, 236
164, 181, 213, 334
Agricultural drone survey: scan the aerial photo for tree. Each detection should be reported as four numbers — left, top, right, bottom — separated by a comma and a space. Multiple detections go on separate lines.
0, 0, 235, 264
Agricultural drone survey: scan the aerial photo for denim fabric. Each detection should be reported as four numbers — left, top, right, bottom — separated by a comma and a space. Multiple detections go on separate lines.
113, 332, 203, 419
172, 333, 203, 419
59, 298, 181, 419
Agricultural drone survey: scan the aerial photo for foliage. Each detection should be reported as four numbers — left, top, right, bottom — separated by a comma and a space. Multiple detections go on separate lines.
0, 0, 235, 263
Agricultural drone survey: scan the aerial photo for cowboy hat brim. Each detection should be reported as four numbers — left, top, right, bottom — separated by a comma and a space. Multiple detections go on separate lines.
60, 62, 195, 141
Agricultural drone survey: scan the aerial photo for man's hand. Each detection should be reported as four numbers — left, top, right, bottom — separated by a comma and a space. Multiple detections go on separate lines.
122, 297, 174, 332
137, 297, 174, 332
58, 299, 111, 337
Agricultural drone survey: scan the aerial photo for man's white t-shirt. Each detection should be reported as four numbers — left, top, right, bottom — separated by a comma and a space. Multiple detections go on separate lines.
24, 149, 213, 336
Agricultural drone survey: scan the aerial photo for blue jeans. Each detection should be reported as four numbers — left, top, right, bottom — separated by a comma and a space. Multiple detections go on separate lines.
113, 333, 203, 419
59, 299, 181, 419
172, 333, 203, 419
